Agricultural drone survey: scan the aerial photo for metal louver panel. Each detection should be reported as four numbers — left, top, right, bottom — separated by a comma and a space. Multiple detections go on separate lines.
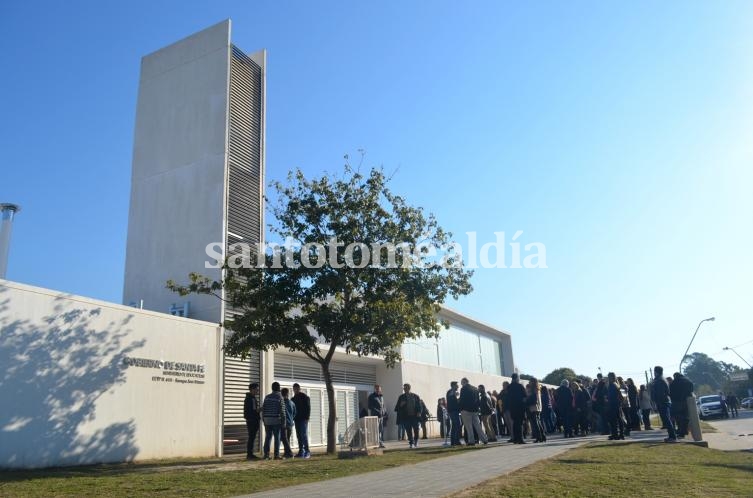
222, 352, 261, 454
226, 45, 263, 245
274, 353, 377, 386
309, 389, 323, 445
222, 45, 264, 455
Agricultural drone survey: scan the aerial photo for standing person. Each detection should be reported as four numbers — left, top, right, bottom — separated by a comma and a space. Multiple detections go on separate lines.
368, 384, 387, 448
651, 366, 677, 443
606, 372, 625, 440
507, 373, 528, 444
478, 385, 496, 442
626, 378, 640, 431
719, 391, 729, 418
446, 381, 462, 446
262, 381, 287, 459
292, 383, 311, 458
436, 398, 448, 440
666, 377, 676, 430
490, 392, 501, 438
526, 378, 546, 443
617, 377, 631, 437
540, 385, 554, 434
499, 382, 512, 438
592, 373, 609, 435
243, 382, 261, 460
670, 373, 693, 438
396, 410, 405, 441
419, 398, 430, 439
459, 378, 488, 445
394, 383, 422, 448
572, 382, 590, 436
280, 388, 296, 458
556, 380, 574, 438
728, 393, 739, 418
638, 384, 653, 430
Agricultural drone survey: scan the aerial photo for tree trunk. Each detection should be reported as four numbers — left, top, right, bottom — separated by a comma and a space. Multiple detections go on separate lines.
321, 361, 337, 454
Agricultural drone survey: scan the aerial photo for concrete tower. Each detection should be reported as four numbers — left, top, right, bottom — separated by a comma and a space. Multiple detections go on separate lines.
123, 19, 265, 323
122, 20, 266, 453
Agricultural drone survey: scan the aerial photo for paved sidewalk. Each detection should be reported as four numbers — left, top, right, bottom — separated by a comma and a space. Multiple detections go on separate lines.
235, 437, 588, 498
233, 422, 752, 498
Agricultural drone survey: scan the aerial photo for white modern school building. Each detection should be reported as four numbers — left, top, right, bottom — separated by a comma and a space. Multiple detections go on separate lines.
0, 20, 515, 469
0, 279, 514, 468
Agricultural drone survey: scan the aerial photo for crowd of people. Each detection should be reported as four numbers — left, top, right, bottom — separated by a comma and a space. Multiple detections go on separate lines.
375, 366, 708, 448
243, 364, 740, 459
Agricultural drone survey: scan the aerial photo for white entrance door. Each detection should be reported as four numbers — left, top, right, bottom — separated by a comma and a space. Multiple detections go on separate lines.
285, 385, 358, 447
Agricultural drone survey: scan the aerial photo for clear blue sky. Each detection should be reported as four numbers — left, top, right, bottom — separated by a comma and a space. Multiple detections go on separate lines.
2, 1, 752, 379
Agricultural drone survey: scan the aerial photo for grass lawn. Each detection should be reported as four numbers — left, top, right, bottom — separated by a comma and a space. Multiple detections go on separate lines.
0, 445, 482, 498
453, 441, 753, 497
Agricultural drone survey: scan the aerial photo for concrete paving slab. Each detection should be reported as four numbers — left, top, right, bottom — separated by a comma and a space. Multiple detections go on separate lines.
234, 416, 753, 498
234, 437, 588, 498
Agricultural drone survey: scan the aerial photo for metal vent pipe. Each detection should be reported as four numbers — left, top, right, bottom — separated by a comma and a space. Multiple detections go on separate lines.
0, 203, 21, 279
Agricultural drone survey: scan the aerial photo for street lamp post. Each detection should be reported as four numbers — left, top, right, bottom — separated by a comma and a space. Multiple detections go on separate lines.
679, 317, 715, 373
723, 346, 752, 369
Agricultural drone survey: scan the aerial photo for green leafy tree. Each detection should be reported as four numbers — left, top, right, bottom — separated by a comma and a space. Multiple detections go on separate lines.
694, 384, 714, 396
169, 161, 473, 454
682, 352, 733, 392
542, 367, 578, 386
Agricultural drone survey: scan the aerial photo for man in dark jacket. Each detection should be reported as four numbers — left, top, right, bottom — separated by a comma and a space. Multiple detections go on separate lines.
419, 398, 430, 440
556, 379, 574, 438
606, 373, 624, 440
507, 373, 527, 444
243, 383, 261, 460
394, 383, 422, 448
446, 381, 462, 446
592, 373, 609, 435
670, 372, 693, 438
368, 384, 387, 448
651, 366, 677, 442
459, 378, 487, 445
292, 383, 311, 458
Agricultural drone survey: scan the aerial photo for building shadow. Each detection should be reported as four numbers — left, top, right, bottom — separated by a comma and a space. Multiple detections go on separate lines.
0, 286, 145, 468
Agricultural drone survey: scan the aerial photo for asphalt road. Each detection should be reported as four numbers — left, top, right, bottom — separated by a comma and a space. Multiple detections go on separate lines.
704, 408, 753, 451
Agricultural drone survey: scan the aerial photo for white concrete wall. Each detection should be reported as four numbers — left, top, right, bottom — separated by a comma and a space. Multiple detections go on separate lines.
379, 360, 513, 440
123, 20, 231, 323
0, 281, 221, 469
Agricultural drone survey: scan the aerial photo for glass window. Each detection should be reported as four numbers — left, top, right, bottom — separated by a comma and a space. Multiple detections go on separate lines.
402, 335, 439, 365
403, 323, 505, 376
479, 334, 502, 375
438, 325, 482, 373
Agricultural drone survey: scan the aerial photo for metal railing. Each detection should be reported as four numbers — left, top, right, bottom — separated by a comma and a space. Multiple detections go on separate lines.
340, 416, 381, 451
